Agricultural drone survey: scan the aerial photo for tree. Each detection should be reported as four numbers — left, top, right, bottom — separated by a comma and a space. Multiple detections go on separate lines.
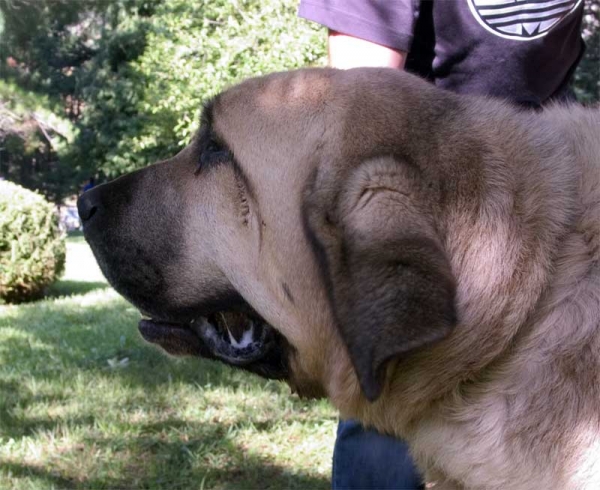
73, 0, 327, 179
0, 0, 157, 200
0, 80, 76, 200
1, 0, 326, 199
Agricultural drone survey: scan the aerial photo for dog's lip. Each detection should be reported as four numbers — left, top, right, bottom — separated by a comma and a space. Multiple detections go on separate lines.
138, 318, 206, 357
138, 314, 277, 366
138, 318, 191, 334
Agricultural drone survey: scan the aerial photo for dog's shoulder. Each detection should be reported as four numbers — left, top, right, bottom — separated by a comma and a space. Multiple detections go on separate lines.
540, 104, 600, 260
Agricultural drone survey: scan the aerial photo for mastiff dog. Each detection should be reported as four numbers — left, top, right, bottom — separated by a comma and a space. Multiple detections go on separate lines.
78, 68, 600, 489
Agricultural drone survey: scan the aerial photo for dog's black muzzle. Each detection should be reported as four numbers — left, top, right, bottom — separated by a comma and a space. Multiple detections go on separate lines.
77, 168, 291, 382
77, 168, 185, 320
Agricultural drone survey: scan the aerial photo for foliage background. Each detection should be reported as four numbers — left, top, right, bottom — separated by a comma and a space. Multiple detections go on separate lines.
0, 0, 327, 201
0, 0, 598, 202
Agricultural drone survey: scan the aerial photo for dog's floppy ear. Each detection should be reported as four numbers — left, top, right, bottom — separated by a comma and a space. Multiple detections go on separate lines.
307, 157, 457, 401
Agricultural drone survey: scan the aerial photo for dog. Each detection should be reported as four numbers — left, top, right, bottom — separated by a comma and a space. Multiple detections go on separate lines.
78, 67, 600, 489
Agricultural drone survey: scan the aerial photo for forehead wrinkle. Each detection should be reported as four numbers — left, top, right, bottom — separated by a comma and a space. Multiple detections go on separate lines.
195, 101, 258, 207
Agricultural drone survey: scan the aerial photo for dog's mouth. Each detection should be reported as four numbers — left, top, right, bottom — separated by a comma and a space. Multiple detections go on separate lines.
138, 310, 290, 380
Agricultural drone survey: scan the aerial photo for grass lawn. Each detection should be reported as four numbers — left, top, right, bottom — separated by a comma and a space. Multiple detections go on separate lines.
0, 234, 336, 489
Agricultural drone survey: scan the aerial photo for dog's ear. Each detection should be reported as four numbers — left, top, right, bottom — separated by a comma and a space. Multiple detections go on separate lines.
307, 158, 457, 402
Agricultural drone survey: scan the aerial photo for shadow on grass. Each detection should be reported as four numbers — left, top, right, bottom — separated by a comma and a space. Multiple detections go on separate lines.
80, 421, 330, 489
0, 417, 331, 489
0, 379, 72, 439
0, 291, 332, 432
46, 280, 109, 298
1, 288, 334, 489
0, 455, 328, 490
0, 461, 79, 489
0, 292, 288, 394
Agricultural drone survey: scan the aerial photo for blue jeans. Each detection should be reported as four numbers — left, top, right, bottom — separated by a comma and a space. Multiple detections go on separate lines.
332, 419, 424, 490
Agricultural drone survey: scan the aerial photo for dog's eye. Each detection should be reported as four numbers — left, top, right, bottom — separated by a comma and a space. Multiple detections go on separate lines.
195, 140, 232, 175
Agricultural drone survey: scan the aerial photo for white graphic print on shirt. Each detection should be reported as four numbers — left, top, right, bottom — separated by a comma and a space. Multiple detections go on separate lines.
467, 0, 583, 41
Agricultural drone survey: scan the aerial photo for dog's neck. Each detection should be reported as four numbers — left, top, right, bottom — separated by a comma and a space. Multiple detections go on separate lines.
328, 102, 592, 438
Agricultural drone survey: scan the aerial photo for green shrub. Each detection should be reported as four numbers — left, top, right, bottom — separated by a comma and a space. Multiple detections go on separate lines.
0, 180, 66, 303
75, 0, 328, 179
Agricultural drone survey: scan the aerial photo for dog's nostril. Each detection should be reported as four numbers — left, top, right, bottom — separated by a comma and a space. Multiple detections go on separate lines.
77, 192, 101, 222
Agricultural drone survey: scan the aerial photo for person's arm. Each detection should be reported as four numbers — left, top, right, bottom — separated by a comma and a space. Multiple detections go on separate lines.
328, 30, 407, 70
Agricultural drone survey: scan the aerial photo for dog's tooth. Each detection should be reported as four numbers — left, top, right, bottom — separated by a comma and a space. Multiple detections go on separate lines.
227, 323, 255, 349
226, 326, 236, 345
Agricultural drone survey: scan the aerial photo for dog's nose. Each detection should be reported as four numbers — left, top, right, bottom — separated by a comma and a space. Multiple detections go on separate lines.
77, 189, 100, 222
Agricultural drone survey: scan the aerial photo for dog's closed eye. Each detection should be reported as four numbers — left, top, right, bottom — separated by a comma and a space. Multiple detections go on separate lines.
196, 142, 232, 175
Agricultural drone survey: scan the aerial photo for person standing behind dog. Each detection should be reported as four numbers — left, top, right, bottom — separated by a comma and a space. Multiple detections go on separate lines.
298, 1, 585, 488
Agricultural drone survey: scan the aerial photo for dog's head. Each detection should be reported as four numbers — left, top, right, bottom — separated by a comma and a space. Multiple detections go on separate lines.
79, 68, 458, 405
